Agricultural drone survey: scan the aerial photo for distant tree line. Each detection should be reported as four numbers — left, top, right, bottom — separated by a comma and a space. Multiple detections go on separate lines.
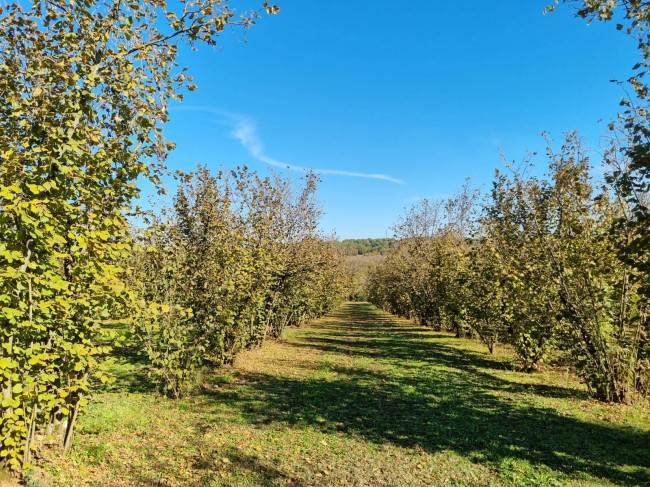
339, 238, 394, 256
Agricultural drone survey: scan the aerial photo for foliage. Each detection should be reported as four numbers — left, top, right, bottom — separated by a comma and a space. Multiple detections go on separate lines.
479, 167, 561, 370
0, 0, 278, 471
367, 134, 649, 402
338, 238, 394, 256
131, 166, 350, 398
463, 238, 511, 354
564, 0, 650, 320
345, 254, 385, 301
367, 183, 478, 336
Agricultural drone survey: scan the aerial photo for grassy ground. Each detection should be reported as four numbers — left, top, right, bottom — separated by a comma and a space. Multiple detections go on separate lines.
40, 302, 649, 487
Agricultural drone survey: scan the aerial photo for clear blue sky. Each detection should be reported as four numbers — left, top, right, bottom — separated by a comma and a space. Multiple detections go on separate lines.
160, 0, 638, 239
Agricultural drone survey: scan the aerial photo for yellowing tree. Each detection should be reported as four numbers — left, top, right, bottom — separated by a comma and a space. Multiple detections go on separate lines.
0, 0, 278, 471
132, 166, 351, 398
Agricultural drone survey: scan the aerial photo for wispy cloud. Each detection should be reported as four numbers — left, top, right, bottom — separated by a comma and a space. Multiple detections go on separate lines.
170, 105, 405, 184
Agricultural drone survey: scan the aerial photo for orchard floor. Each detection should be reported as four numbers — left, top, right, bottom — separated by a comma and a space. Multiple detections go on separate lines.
42, 302, 649, 487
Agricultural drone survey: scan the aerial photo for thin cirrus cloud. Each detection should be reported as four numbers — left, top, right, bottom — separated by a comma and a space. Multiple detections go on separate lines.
170, 105, 405, 185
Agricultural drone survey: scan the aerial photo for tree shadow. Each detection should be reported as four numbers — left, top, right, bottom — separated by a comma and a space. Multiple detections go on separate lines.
194, 446, 306, 487
125, 445, 298, 487
194, 302, 649, 486
102, 343, 157, 394
289, 337, 586, 401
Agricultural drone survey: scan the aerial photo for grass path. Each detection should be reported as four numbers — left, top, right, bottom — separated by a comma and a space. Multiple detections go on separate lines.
45, 303, 650, 487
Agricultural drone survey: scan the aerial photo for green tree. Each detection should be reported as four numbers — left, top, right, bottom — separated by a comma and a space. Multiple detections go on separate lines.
0, 0, 278, 470
133, 166, 350, 397
562, 0, 650, 297
367, 131, 648, 400
464, 238, 511, 354
480, 168, 562, 370
367, 184, 479, 337
481, 132, 648, 399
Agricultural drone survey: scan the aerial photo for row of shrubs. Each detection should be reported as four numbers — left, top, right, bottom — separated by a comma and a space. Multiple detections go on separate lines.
0, 163, 351, 471
129, 166, 351, 398
367, 133, 649, 403
0, 0, 327, 475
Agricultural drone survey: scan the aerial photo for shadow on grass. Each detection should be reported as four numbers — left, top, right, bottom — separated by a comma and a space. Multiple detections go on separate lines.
102, 343, 157, 394
126, 445, 299, 487
217, 447, 309, 487
195, 302, 649, 486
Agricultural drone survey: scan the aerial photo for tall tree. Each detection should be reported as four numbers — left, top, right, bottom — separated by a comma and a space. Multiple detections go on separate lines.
0, 0, 278, 470
562, 0, 650, 296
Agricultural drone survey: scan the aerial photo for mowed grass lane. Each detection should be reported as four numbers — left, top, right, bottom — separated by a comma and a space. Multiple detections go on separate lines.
45, 302, 650, 487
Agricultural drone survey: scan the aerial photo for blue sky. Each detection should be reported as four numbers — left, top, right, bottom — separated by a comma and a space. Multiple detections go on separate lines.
160, 0, 638, 239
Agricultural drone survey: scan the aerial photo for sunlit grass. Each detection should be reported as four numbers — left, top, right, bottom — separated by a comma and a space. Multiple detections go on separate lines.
42, 303, 649, 486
